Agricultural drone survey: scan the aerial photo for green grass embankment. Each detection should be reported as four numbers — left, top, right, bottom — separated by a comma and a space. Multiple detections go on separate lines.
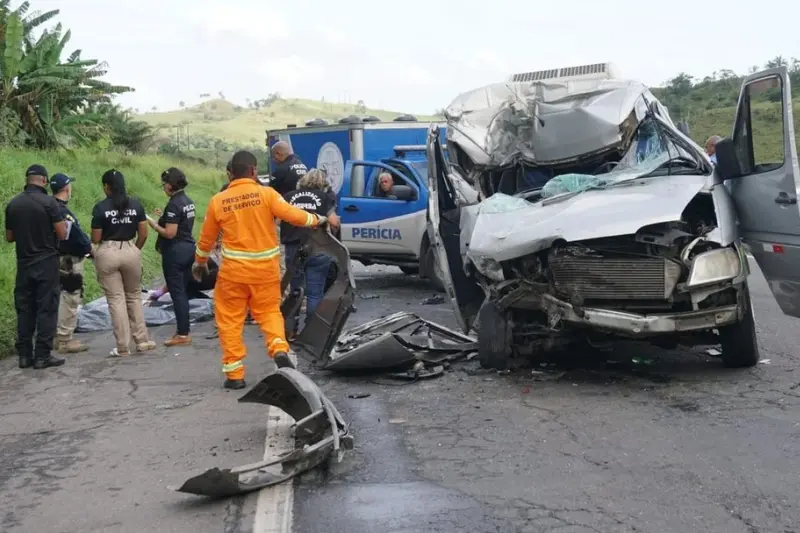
0, 149, 227, 356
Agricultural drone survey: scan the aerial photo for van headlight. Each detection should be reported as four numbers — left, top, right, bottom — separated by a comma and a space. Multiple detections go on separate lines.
473, 256, 504, 281
686, 247, 742, 288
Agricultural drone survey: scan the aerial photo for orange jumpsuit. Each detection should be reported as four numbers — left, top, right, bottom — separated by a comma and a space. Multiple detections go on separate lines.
194, 178, 321, 380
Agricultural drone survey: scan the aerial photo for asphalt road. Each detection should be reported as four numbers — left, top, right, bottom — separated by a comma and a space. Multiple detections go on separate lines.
1, 259, 799, 533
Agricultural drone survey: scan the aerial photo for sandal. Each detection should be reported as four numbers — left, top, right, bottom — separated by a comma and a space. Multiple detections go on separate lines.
108, 348, 131, 358
136, 341, 157, 352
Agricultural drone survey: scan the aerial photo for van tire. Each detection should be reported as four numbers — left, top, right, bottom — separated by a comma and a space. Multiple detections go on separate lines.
477, 300, 513, 370
719, 282, 760, 368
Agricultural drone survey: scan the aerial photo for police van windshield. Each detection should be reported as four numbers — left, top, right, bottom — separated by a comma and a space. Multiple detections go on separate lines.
408, 161, 428, 182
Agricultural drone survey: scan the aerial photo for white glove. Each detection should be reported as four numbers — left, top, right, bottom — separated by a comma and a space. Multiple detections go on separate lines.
316, 215, 329, 227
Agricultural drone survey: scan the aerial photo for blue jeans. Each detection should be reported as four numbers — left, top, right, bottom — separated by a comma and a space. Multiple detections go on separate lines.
284, 243, 332, 332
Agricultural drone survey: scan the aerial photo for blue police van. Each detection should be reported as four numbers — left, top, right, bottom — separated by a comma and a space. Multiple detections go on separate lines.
266, 115, 448, 288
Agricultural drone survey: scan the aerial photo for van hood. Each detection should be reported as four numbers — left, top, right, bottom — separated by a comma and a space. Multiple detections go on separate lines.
461, 173, 711, 263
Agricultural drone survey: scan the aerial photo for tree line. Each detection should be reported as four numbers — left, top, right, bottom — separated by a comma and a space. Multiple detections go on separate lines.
651, 56, 800, 121
0, 1, 153, 152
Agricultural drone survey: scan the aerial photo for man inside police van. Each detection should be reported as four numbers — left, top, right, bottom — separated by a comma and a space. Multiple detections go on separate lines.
375, 172, 398, 199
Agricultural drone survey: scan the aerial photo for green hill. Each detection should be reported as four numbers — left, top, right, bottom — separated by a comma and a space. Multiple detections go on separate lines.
138, 98, 439, 150
650, 64, 800, 159
0, 149, 225, 354
678, 97, 800, 161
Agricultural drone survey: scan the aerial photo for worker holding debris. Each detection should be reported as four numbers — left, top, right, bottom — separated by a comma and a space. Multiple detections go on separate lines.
281, 168, 340, 340
192, 150, 328, 390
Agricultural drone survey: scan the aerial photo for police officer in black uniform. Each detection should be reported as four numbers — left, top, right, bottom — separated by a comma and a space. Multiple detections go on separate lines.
50, 173, 93, 354
147, 167, 197, 346
4, 164, 68, 369
269, 141, 308, 195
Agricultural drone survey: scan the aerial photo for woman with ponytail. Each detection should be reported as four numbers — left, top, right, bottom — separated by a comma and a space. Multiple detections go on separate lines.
90, 169, 156, 357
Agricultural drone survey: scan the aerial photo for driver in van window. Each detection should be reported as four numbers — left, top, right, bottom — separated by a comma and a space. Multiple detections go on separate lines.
375, 172, 397, 199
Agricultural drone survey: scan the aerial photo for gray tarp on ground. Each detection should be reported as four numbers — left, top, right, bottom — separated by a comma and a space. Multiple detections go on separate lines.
75, 291, 215, 333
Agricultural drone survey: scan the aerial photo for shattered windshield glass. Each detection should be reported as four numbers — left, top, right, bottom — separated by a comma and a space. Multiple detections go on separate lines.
539, 117, 705, 200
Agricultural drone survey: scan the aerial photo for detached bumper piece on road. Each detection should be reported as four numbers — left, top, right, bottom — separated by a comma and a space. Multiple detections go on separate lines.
281, 229, 357, 367
175, 368, 353, 498
326, 311, 478, 378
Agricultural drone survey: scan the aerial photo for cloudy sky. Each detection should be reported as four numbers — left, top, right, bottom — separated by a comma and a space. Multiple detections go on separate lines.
32, 0, 800, 114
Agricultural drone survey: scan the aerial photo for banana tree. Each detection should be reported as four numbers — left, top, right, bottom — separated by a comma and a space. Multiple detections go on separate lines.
1, 3, 131, 148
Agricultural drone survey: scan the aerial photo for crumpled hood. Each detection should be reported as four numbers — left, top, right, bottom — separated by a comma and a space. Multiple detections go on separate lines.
445, 79, 666, 168
461, 173, 711, 263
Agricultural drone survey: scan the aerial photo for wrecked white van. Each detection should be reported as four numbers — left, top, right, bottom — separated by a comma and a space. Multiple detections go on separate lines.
426, 63, 799, 370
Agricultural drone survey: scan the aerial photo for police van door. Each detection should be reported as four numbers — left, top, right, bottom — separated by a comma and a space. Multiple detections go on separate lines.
338, 161, 424, 257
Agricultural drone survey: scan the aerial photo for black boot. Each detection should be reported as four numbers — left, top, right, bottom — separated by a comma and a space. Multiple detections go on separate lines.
34, 355, 65, 369
273, 352, 295, 369
224, 379, 246, 390
18, 356, 33, 369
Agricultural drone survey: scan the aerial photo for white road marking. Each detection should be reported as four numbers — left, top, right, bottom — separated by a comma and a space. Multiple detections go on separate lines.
252, 406, 295, 533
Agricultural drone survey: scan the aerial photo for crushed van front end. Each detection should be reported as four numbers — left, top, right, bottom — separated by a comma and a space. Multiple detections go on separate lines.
465, 214, 753, 368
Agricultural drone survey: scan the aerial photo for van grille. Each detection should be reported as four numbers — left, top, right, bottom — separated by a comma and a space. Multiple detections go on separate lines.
548, 256, 682, 300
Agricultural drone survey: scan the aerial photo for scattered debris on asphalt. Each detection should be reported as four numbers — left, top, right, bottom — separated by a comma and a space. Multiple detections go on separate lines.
347, 393, 371, 399
175, 368, 353, 498
387, 363, 445, 380
325, 312, 477, 376
422, 294, 445, 305
358, 293, 380, 300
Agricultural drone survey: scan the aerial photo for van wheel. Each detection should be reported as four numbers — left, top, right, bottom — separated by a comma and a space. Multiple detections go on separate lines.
719, 282, 760, 368
477, 300, 513, 370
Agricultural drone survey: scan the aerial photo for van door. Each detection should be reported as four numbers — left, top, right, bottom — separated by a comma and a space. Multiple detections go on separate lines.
726, 66, 800, 317
426, 124, 484, 333
338, 160, 424, 257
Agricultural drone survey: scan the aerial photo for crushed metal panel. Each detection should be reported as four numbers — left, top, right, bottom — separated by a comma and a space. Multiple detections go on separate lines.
460, 174, 710, 263
325, 333, 418, 371
280, 229, 356, 366
326, 312, 477, 371
175, 369, 352, 498
445, 79, 658, 167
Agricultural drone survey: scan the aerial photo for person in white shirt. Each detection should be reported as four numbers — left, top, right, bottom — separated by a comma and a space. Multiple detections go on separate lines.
705, 135, 723, 164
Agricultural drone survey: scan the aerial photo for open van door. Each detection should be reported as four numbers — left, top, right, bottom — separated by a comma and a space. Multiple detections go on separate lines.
723, 66, 800, 317
426, 124, 484, 333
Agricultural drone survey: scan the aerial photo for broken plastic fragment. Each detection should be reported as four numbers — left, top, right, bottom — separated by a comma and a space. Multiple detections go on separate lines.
174, 368, 352, 498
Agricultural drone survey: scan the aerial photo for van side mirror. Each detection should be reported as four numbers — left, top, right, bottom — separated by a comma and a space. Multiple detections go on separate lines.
715, 137, 745, 180
391, 185, 417, 201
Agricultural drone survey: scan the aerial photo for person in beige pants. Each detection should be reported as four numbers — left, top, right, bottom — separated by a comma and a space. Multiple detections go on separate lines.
90, 169, 156, 357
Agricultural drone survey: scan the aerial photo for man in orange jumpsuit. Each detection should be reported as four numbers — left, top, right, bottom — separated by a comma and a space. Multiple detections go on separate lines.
192, 150, 327, 390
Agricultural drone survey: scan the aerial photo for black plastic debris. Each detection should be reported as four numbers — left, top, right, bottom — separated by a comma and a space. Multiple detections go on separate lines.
325, 312, 477, 374
175, 368, 352, 498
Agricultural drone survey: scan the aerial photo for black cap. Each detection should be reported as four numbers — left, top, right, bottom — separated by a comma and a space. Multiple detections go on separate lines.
25, 164, 48, 178
226, 160, 232, 172
49, 173, 73, 193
